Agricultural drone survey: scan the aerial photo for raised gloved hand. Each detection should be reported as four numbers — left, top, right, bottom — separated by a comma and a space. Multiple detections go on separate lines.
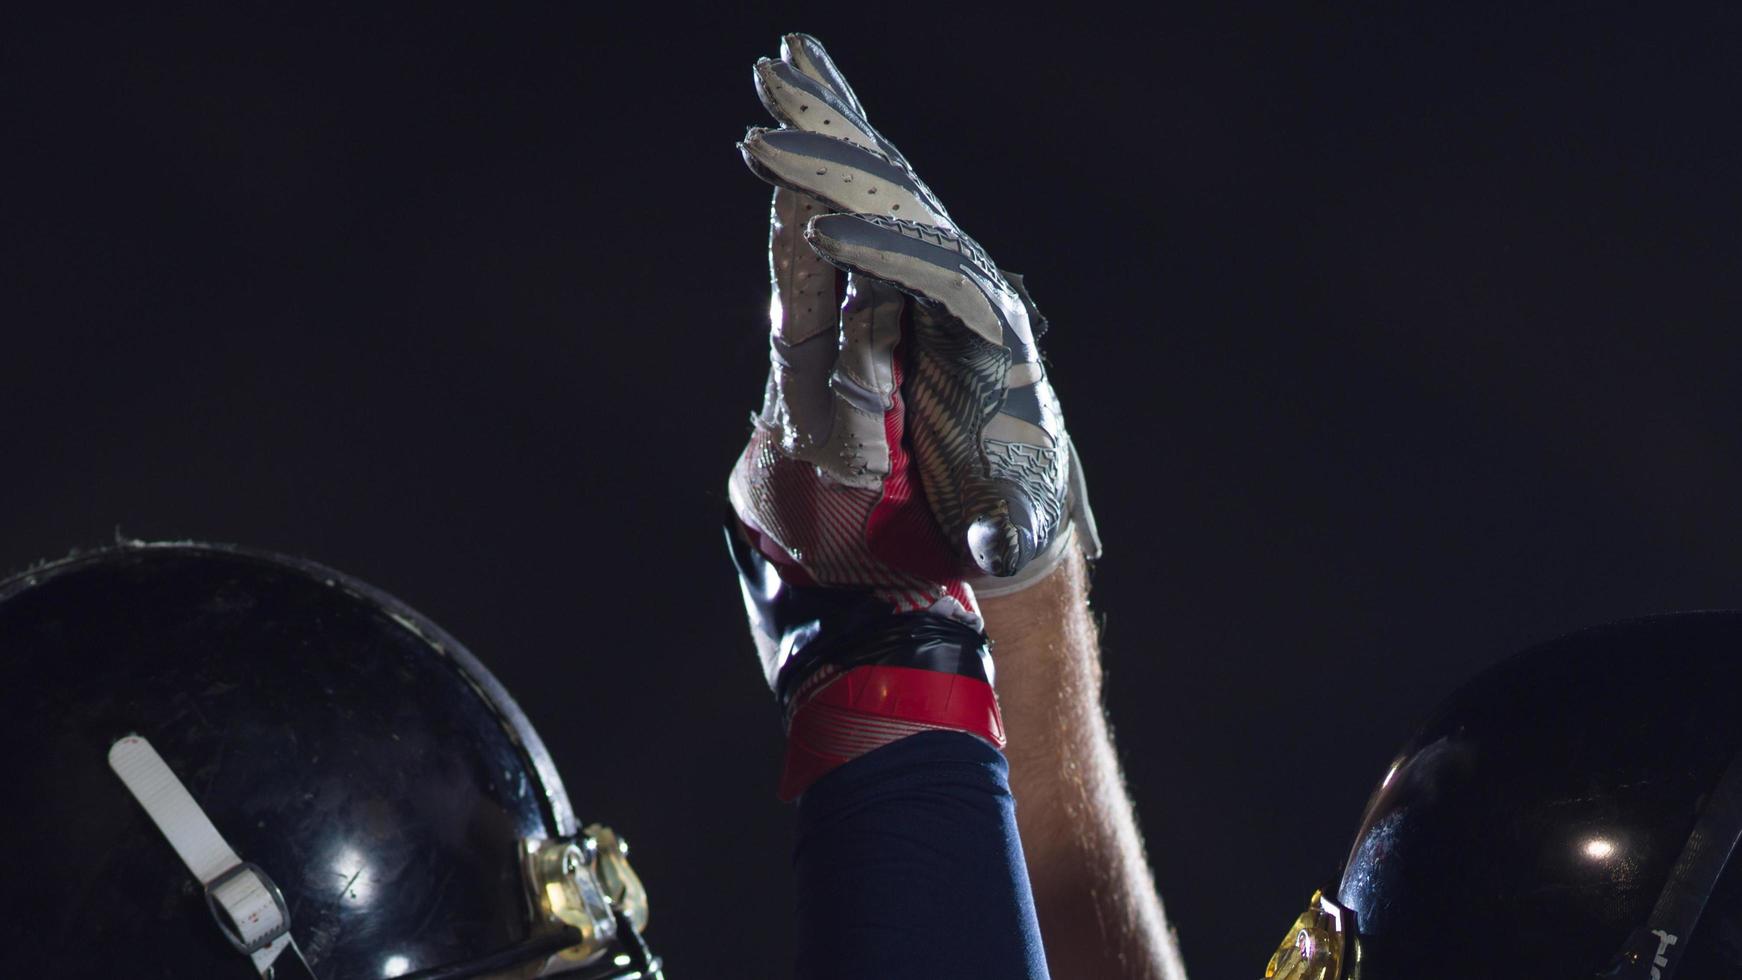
730, 34, 1097, 600
726, 34, 1098, 799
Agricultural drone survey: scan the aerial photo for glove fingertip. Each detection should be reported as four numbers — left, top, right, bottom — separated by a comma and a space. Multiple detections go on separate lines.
780, 33, 867, 118
966, 512, 1035, 579
738, 128, 782, 181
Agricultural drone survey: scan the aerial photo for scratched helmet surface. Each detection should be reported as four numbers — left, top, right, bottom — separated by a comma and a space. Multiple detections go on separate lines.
0, 543, 656, 979
1319, 612, 1742, 979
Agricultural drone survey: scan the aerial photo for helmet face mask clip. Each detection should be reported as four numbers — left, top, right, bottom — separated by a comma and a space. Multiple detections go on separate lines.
1263, 890, 1355, 980
522, 829, 652, 972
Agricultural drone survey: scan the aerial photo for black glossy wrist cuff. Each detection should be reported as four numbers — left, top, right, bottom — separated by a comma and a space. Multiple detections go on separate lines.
725, 513, 993, 709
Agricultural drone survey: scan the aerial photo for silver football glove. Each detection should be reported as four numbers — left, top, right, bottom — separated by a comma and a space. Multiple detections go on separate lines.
736, 33, 1098, 595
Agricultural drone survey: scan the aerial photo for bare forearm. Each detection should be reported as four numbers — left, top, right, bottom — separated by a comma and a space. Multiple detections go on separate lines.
982, 547, 1187, 980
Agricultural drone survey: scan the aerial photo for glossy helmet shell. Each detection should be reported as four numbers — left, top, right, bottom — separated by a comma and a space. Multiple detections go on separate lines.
1336, 611, 1742, 978
0, 543, 633, 979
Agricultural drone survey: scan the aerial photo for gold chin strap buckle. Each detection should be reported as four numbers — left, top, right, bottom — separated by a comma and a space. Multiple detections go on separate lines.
1264, 889, 1355, 980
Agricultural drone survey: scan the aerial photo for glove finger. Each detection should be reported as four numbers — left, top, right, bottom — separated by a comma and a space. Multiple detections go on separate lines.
769, 186, 836, 351
902, 304, 1071, 578
761, 36, 954, 225
740, 127, 951, 229
803, 212, 1035, 356
780, 33, 866, 119
804, 214, 1065, 572
813, 272, 902, 488
966, 398, 1071, 578
764, 183, 844, 458
755, 57, 905, 163
770, 187, 838, 346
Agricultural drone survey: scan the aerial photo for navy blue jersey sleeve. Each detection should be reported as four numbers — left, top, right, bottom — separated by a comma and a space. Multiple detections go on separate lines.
792, 730, 1050, 980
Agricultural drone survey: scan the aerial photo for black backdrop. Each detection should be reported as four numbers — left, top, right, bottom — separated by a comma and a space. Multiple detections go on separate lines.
5, 5, 1741, 978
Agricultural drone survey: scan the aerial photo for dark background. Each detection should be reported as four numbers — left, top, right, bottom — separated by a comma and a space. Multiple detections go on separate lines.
5, 5, 1740, 978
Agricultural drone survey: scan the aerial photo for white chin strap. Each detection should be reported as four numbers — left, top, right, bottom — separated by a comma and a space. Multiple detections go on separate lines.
109, 734, 301, 977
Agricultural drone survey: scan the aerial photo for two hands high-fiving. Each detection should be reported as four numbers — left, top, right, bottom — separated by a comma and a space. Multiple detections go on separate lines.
728, 33, 1098, 630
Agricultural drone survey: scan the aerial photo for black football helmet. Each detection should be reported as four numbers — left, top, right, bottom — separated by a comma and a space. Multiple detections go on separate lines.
1265, 611, 1742, 980
0, 542, 660, 979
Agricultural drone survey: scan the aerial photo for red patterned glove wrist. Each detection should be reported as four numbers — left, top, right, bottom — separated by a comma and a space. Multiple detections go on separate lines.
727, 518, 1002, 801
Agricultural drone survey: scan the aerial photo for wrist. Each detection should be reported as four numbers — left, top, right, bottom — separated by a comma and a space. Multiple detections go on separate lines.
778, 613, 1006, 801
979, 538, 1089, 631
727, 513, 1006, 800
